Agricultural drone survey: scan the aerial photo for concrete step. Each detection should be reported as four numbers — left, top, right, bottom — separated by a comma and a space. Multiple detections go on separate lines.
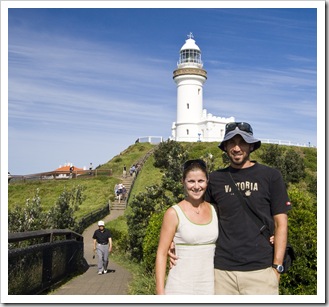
111, 202, 126, 210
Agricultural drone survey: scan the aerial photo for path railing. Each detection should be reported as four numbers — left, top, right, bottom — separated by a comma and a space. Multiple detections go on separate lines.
8, 229, 87, 295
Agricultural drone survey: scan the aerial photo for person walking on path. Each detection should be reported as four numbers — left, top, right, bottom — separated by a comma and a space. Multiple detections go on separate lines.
51, 210, 132, 295
93, 220, 112, 275
156, 159, 218, 295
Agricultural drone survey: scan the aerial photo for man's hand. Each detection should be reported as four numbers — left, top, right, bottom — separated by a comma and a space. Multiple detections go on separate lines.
168, 242, 178, 269
272, 268, 281, 282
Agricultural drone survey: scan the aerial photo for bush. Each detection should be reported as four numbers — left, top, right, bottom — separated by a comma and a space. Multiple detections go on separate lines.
107, 216, 129, 253
9, 185, 86, 232
142, 211, 165, 273
260, 145, 305, 185
279, 184, 317, 295
8, 188, 47, 232
126, 185, 172, 262
47, 185, 85, 231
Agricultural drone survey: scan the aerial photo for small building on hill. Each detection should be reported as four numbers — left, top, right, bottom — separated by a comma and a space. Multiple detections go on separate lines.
55, 163, 84, 178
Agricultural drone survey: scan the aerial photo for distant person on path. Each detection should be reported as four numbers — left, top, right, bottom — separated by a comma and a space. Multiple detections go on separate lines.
123, 165, 127, 178
129, 165, 136, 176
89, 162, 93, 175
169, 122, 290, 295
93, 221, 112, 275
156, 159, 218, 295
122, 185, 127, 202
69, 166, 74, 178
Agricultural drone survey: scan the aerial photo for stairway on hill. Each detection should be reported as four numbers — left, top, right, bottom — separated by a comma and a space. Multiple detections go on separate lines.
110, 174, 135, 210
109, 147, 157, 211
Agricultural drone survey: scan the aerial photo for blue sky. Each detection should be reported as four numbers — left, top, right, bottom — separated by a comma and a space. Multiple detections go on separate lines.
3, 2, 324, 175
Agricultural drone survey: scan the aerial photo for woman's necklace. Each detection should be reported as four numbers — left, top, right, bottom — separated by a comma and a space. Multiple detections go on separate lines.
190, 201, 203, 214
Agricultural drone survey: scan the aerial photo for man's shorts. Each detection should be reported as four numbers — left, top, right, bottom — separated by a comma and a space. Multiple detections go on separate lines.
214, 267, 279, 295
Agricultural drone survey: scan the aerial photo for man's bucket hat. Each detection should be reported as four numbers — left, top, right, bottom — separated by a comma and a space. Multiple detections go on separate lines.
218, 122, 261, 152
98, 220, 105, 226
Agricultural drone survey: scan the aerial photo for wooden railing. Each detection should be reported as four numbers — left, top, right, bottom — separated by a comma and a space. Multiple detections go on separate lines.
8, 229, 87, 295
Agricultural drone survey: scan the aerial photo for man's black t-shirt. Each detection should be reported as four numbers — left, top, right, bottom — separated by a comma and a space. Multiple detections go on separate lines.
92, 228, 112, 244
205, 162, 291, 271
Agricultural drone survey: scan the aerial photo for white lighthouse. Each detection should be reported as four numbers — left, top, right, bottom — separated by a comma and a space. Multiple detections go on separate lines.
171, 33, 234, 142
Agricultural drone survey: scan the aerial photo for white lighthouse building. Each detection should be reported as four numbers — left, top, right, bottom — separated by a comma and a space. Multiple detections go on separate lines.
171, 33, 234, 142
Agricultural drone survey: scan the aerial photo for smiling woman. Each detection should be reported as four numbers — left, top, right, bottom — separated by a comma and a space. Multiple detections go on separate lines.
155, 159, 218, 295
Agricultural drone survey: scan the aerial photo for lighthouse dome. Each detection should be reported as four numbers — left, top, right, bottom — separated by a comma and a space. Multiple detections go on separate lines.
180, 37, 201, 52
178, 33, 202, 66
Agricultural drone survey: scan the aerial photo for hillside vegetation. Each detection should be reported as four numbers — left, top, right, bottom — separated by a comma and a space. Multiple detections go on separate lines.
8, 141, 317, 295
8, 143, 156, 219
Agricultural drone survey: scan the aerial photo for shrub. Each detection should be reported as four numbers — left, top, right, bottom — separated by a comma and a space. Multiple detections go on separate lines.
280, 184, 317, 295
8, 188, 47, 232
142, 211, 165, 273
107, 216, 129, 253
126, 185, 172, 262
47, 185, 85, 231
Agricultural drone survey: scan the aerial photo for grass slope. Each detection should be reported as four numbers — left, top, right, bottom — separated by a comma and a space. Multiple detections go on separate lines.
8, 142, 316, 220
8, 142, 156, 219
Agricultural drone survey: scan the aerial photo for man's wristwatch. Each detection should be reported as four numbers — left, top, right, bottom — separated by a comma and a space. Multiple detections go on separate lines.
272, 264, 284, 273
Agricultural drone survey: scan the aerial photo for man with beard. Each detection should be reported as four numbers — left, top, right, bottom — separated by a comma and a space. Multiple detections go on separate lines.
205, 122, 291, 294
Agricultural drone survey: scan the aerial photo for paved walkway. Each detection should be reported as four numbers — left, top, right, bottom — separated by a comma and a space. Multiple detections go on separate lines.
50, 210, 132, 295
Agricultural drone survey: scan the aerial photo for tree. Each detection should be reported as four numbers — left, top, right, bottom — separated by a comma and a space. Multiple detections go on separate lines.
8, 188, 47, 232
260, 144, 285, 170
47, 185, 85, 230
153, 140, 188, 201
260, 145, 305, 185
284, 149, 305, 184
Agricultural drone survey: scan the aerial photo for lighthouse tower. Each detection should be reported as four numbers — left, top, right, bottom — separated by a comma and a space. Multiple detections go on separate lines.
171, 33, 207, 142
171, 33, 234, 142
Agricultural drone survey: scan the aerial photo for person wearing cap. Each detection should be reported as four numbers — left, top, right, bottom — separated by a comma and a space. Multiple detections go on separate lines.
205, 122, 291, 294
92, 221, 112, 275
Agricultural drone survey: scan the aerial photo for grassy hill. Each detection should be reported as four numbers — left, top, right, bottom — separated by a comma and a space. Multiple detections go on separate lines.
8, 142, 156, 219
8, 141, 316, 220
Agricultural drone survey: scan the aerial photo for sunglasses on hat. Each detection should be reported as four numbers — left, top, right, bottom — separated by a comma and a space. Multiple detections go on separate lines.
225, 122, 253, 135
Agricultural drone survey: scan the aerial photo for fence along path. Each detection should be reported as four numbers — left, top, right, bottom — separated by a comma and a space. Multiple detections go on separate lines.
51, 147, 157, 295
50, 210, 132, 295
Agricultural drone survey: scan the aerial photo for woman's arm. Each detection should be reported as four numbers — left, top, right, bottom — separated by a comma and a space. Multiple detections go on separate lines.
155, 207, 178, 295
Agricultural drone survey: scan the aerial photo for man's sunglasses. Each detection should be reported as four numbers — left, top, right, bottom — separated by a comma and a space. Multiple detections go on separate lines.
225, 122, 253, 134
183, 159, 207, 171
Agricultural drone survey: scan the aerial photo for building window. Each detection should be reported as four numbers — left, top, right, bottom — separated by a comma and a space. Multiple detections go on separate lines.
198, 88, 201, 95
186, 129, 189, 135
187, 103, 189, 109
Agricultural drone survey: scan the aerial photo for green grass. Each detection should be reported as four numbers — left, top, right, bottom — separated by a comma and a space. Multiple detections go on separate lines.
129, 155, 163, 199
8, 142, 157, 220
8, 176, 118, 219
99, 143, 156, 176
